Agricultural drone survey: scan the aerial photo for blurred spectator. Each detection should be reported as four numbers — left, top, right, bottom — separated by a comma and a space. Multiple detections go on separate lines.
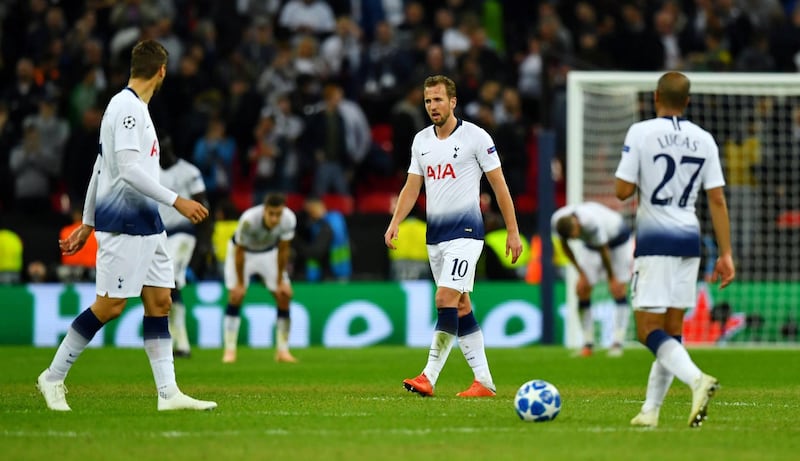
390, 83, 426, 177
0, 227, 23, 284
294, 196, 352, 282
300, 83, 352, 196
2, 58, 44, 136
278, 0, 336, 38
654, 7, 684, 70
249, 108, 291, 201
26, 92, 70, 163
0, 101, 18, 210
494, 88, 529, 198
256, 45, 297, 101
735, 32, 776, 71
57, 207, 96, 283
516, 35, 543, 124
9, 118, 60, 212
612, 2, 664, 71
193, 117, 237, 210
320, 16, 363, 96
360, 20, 413, 123
27, 260, 49, 283
62, 105, 102, 206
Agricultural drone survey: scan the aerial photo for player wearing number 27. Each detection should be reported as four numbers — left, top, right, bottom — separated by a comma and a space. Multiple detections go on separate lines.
615, 71, 734, 427
37, 40, 216, 411
385, 75, 523, 397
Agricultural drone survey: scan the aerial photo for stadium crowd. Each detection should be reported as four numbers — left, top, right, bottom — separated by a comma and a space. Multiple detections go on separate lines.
1, 0, 799, 282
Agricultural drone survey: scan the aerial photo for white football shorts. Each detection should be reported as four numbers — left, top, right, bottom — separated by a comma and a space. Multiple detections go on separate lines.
95, 231, 174, 298
224, 240, 290, 292
427, 238, 484, 293
630, 256, 701, 313
573, 237, 634, 285
166, 232, 196, 289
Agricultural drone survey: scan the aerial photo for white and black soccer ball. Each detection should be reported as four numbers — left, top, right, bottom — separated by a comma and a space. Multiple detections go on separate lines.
514, 379, 561, 422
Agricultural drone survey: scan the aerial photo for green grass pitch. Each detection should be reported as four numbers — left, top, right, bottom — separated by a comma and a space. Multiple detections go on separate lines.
1, 346, 798, 461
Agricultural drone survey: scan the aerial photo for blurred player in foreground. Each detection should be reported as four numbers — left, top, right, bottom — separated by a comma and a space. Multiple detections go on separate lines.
158, 136, 210, 358
38, 40, 216, 411
552, 202, 633, 357
222, 193, 298, 364
615, 71, 734, 427
385, 75, 523, 398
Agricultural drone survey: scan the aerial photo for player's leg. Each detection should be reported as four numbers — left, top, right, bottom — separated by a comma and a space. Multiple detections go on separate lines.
142, 235, 215, 410
169, 288, 191, 357
455, 294, 496, 397
167, 233, 195, 358
402, 243, 453, 397
269, 272, 296, 362
37, 231, 138, 411
632, 257, 718, 427
633, 309, 682, 426
222, 241, 245, 363
444, 239, 494, 397
37, 295, 126, 411
575, 246, 598, 356
609, 242, 633, 357
260, 248, 296, 362
142, 286, 216, 411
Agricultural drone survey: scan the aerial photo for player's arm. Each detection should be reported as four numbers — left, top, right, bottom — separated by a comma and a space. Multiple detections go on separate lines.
706, 186, 735, 288
117, 149, 208, 224
385, 173, 423, 250
276, 239, 291, 293
615, 178, 636, 201
61, 156, 100, 255
485, 167, 523, 263
558, 236, 583, 276
599, 244, 625, 298
227, 242, 248, 305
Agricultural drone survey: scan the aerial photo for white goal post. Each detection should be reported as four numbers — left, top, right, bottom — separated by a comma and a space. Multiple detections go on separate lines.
564, 71, 800, 348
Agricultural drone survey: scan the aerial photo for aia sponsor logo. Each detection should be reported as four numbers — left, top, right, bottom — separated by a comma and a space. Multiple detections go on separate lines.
427, 163, 456, 180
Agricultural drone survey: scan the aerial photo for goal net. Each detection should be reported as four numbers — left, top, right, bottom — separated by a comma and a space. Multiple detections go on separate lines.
565, 72, 800, 348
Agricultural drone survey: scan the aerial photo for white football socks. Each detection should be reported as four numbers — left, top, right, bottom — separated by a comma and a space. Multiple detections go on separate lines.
223, 315, 241, 352
458, 329, 495, 390
46, 328, 91, 381
655, 338, 702, 386
641, 360, 675, 413
422, 330, 456, 386
144, 337, 179, 399
276, 317, 291, 352
169, 302, 191, 353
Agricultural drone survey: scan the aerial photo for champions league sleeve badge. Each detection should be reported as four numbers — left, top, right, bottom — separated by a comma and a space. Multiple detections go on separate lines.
122, 115, 136, 129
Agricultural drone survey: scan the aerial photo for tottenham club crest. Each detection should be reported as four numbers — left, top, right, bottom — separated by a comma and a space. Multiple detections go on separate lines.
122, 115, 136, 129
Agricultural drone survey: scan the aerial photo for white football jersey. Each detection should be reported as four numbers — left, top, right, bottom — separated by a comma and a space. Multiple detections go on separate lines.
408, 119, 501, 244
159, 159, 206, 234
94, 87, 164, 235
615, 116, 725, 257
233, 204, 296, 251
551, 202, 630, 249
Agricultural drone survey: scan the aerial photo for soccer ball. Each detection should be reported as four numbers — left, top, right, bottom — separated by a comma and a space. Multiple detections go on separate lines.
514, 379, 561, 422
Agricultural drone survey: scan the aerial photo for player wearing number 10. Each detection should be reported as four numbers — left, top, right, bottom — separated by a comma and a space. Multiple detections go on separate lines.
615, 71, 735, 427
384, 75, 523, 398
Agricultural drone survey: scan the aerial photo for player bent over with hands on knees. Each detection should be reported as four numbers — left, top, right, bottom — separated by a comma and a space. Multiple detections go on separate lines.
385, 75, 523, 398
221, 193, 298, 364
37, 39, 216, 411
615, 71, 734, 428
552, 202, 633, 357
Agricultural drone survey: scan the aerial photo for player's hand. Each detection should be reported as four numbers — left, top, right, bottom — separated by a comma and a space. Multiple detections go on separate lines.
576, 272, 591, 295
59, 224, 94, 255
711, 253, 735, 288
229, 283, 246, 305
608, 277, 626, 299
384, 224, 399, 250
505, 231, 523, 264
174, 197, 209, 224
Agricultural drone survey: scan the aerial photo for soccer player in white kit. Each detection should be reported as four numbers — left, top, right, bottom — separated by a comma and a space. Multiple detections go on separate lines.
552, 202, 633, 357
37, 40, 216, 411
385, 75, 523, 397
158, 136, 209, 358
615, 72, 734, 427
222, 193, 298, 364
